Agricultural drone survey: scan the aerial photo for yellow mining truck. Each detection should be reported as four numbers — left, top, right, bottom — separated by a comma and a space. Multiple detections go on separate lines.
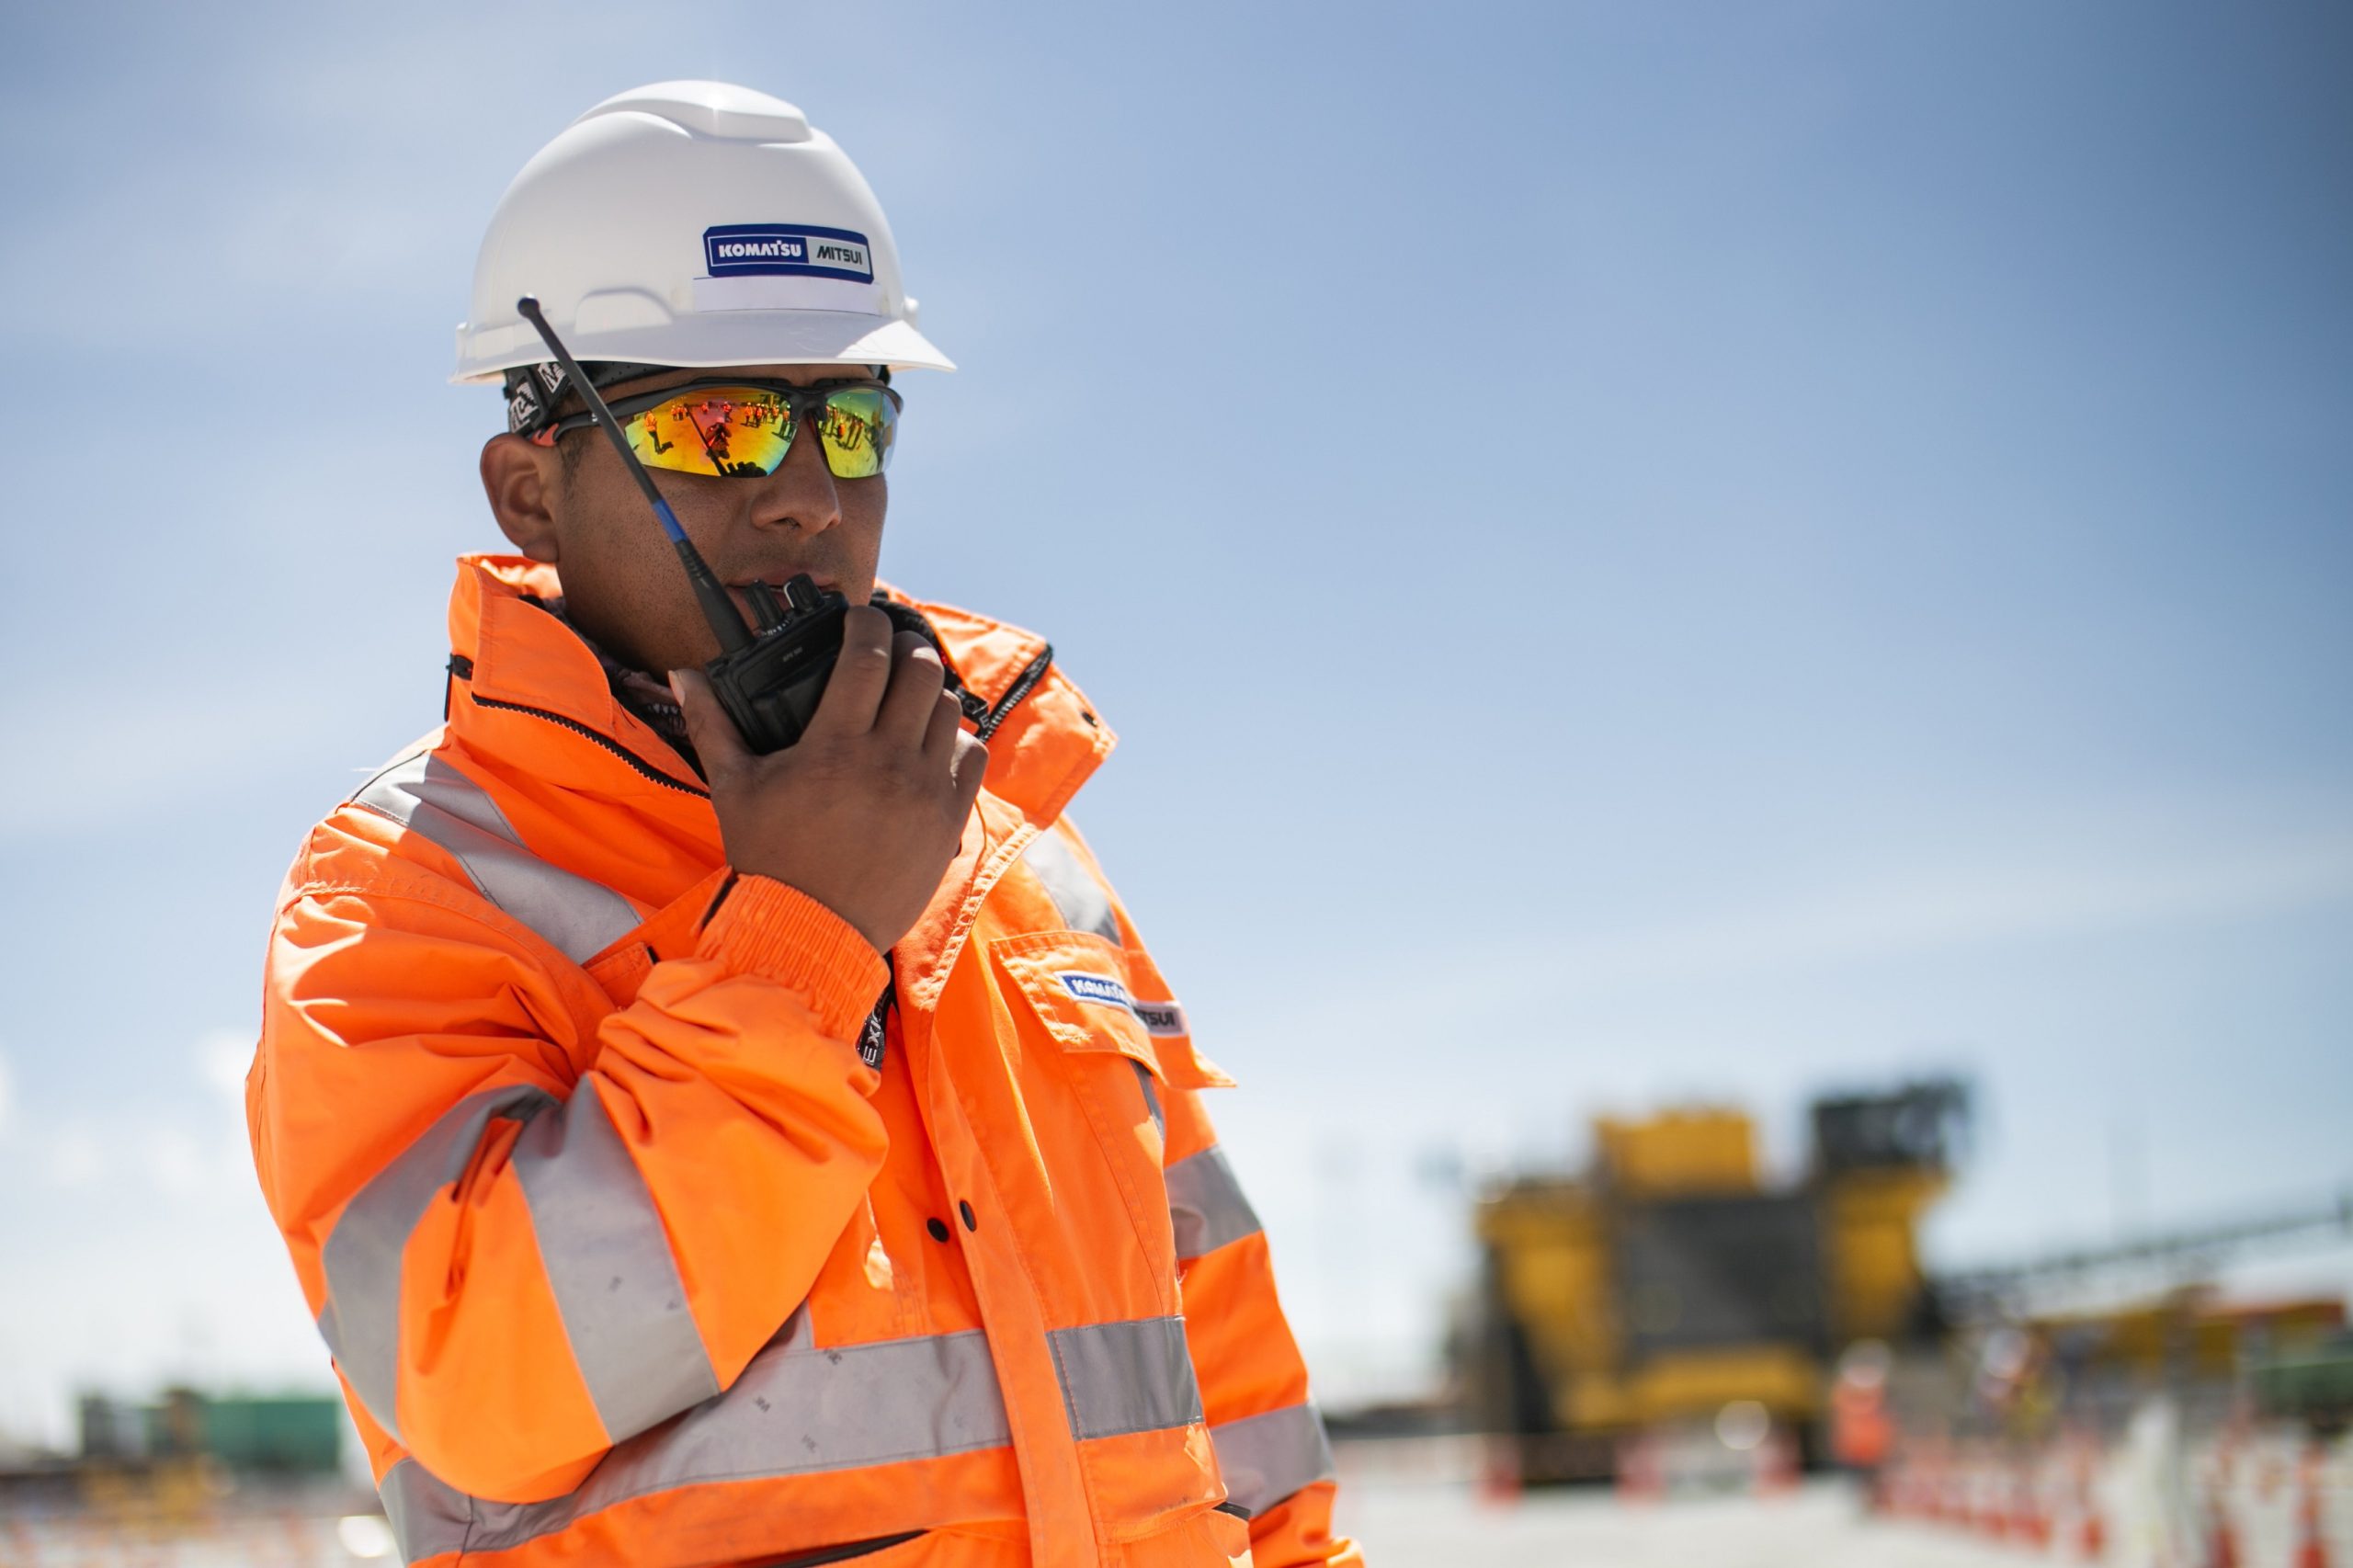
1468, 1080, 1967, 1480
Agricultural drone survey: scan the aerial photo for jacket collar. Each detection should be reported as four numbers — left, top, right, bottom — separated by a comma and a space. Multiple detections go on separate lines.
445, 554, 1114, 825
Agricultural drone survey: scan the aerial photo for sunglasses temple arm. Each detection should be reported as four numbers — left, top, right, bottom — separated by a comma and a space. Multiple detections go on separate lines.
514, 296, 755, 656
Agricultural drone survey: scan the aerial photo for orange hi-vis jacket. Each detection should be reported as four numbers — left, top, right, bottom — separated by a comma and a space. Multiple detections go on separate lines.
248, 557, 1360, 1568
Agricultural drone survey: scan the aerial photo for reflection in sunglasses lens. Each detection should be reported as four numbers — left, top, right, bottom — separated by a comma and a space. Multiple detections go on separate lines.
618, 385, 892, 479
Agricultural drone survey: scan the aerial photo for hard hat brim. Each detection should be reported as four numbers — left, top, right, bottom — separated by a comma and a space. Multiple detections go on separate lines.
452, 310, 954, 384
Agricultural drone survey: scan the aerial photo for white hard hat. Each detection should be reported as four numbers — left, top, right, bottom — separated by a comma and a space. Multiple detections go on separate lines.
452, 81, 952, 385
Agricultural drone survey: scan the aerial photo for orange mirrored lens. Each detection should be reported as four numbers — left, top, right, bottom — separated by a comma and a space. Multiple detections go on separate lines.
624, 390, 794, 478
620, 385, 896, 480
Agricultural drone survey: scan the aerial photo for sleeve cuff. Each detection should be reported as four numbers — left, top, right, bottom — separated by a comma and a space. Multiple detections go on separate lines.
697, 874, 888, 1042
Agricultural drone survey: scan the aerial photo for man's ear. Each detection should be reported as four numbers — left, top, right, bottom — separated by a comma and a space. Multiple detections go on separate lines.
481, 433, 564, 562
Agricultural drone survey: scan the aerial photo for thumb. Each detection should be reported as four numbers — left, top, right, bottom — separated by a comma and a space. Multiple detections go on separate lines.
669, 668, 750, 777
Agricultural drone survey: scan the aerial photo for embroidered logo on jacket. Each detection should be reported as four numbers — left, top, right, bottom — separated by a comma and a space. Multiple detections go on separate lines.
1128, 999, 1188, 1038
1058, 971, 1134, 1011
1058, 973, 1188, 1037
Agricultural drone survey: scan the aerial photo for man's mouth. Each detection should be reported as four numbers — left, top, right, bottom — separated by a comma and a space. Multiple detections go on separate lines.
726, 574, 835, 591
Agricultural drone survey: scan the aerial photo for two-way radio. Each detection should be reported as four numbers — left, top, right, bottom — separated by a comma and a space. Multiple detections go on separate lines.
516, 295, 848, 755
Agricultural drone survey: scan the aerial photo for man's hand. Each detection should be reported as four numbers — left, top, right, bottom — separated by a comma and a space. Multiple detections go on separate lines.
672, 606, 990, 955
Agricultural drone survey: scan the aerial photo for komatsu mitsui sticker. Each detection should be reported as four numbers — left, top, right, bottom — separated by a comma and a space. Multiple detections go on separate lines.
1128, 998, 1188, 1038
1058, 973, 1188, 1037
703, 223, 876, 283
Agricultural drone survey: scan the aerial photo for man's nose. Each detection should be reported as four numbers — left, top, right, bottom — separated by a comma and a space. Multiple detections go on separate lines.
748, 411, 841, 533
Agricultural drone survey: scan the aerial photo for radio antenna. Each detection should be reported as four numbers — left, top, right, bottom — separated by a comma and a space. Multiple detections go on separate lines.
515, 296, 753, 654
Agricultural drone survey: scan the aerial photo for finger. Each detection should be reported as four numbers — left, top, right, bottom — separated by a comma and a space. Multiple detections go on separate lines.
805, 605, 895, 737
949, 733, 990, 819
669, 668, 751, 778
875, 632, 946, 743
922, 682, 964, 760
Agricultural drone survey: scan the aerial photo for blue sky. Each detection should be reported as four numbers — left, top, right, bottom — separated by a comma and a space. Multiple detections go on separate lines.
1, 2, 2347, 1442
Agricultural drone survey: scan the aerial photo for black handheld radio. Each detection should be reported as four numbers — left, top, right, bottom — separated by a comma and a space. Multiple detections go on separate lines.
516, 295, 847, 755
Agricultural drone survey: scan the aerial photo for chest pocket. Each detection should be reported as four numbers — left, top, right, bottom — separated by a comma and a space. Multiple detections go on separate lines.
986, 930, 1223, 1308
1005, 828, 1232, 1090
989, 930, 1164, 1120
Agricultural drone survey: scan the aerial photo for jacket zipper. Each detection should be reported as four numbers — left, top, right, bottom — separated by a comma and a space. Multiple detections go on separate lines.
469, 696, 710, 796
448, 658, 710, 797
977, 647, 1053, 741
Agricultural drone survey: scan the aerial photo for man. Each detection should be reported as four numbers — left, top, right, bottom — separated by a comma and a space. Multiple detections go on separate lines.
246, 82, 1359, 1568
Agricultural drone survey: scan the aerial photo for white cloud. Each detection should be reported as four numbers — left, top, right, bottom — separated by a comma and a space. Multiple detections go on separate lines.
0, 1047, 11, 1137
42, 1124, 105, 1190
1540, 826, 2353, 996
1224, 824, 2353, 1058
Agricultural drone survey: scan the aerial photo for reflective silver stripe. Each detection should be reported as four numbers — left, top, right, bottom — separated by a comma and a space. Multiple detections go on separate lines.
1130, 1060, 1165, 1139
1049, 1315, 1203, 1441
511, 1083, 719, 1440
319, 1085, 554, 1440
381, 1309, 1010, 1559
1211, 1402, 1337, 1517
353, 752, 642, 962
1022, 829, 1121, 944
1165, 1145, 1262, 1262
379, 1315, 1200, 1558
379, 1458, 471, 1562
320, 1080, 714, 1452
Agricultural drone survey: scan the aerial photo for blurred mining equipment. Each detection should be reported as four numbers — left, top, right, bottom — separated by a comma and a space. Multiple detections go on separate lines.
1877, 1296, 2353, 1565
0, 1386, 385, 1566
1865, 1175, 2353, 1568
1464, 1077, 1968, 1489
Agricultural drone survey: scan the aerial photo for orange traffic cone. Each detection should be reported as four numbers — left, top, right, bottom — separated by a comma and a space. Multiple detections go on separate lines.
2295, 1447, 2331, 1568
1977, 1458, 2008, 1540
1477, 1437, 1523, 1506
1915, 1452, 1942, 1521
1754, 1428, 1800, 1497
1613, 1432, 1663, 1505
2013, 1463, 2036, 1544
2075, 1446, 2109, 1562
2020, 1461, 2054, 1550
1913, 1449, 1940, 1522
1906, 1451, 1933, 1521
2205, 1461, 2241, 1568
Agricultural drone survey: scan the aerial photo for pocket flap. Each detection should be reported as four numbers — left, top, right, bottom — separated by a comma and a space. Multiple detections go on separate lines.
987, 932, 1234, 1090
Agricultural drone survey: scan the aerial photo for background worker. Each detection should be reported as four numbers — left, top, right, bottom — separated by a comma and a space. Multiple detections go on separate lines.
246, 80, 1359, 1568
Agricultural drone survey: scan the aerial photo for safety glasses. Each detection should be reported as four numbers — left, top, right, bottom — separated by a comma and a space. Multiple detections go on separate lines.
536, 377, 902, 481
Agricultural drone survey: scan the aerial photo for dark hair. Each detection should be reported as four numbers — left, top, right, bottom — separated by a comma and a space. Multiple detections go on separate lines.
557, 427, 596, 480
